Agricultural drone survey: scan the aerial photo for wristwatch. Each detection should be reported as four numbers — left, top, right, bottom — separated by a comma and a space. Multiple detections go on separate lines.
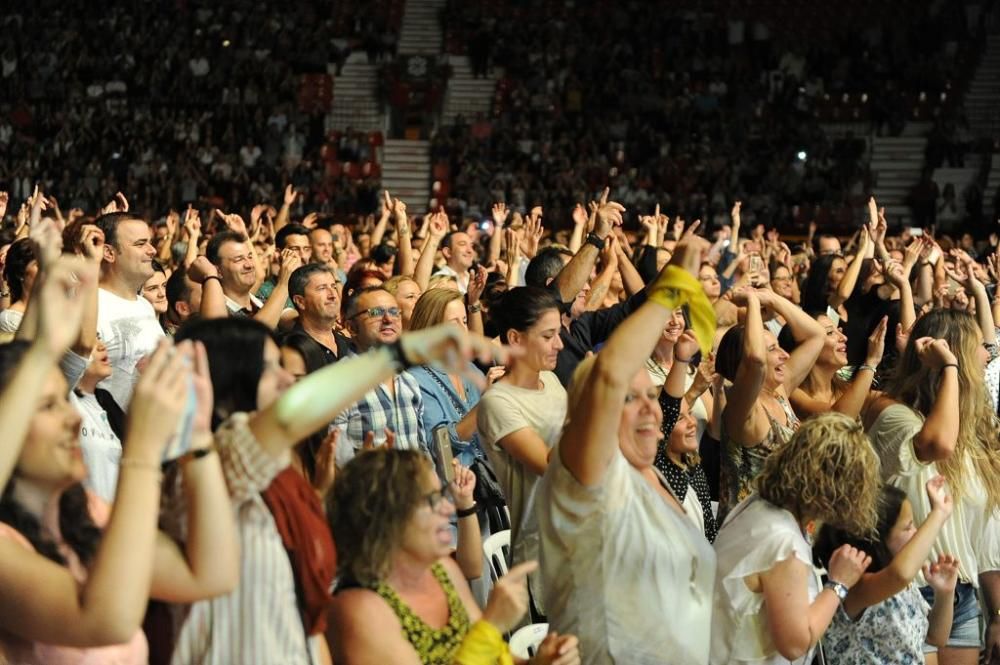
585, 232, 606, 250
824, 580, 849, 602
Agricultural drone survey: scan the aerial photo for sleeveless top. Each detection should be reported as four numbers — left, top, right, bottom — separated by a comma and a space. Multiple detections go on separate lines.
375, 562, 471, 665
719, 394, 799, 522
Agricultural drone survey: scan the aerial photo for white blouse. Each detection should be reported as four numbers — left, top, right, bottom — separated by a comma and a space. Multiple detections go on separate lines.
537, 446, 715, 665
711, 496, 822, 665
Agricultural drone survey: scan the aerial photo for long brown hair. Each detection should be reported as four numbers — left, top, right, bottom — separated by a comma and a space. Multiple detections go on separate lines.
884, 309, 1000, 510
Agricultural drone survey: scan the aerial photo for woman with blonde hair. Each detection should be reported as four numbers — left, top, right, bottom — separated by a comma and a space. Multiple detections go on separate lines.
383, 276, 422, 331
711, 412, 880, 664
328, 449, 580, 664
864, 309, 1000, 664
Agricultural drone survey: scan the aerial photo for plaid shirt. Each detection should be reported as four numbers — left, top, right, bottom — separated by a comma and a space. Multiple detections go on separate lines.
332, 368, 429, 466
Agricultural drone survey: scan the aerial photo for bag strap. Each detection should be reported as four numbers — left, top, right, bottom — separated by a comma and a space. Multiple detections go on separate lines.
425, 369, 469, 418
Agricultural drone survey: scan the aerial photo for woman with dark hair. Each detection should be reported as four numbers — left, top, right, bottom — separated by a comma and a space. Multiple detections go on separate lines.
778, 312, 887, 420
141, 259, 169, 321
169, 316, 504, 664
477, 285, 567, 617
814, 479, 959, 663
799, 252, 850, 317
328, 449, 580, 664
0, 238, 38, 333
714, 287, 824, 520
0, 320, 238, 664
864, 309, 1000, 663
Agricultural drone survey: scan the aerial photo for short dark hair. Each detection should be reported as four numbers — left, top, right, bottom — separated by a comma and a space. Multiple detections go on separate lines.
166, 266, 193, 319
370, 243, 397, 265
343, 285, 390, 319
289, 263, 336, 305
491, 286, 561, 344
525, 247, 572, 288
279, 331, 329, 374
93, 212, 137, 251
150, 259, 166, 276
275, 223, 311, 250
813, 485, 907, 574
206, 230, 248, 265
3, 238, 36, 302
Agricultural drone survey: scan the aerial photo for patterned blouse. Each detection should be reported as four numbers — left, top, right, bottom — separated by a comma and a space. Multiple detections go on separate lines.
823, 582, 929, 664
375, 563, 471, 665
718, 393, 799, 523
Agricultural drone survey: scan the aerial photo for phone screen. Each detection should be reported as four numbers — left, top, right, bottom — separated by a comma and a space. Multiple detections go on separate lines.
162, 379, 197, 463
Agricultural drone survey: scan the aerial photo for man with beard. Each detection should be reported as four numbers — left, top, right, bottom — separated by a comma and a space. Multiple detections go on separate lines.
332, 286, 429, 465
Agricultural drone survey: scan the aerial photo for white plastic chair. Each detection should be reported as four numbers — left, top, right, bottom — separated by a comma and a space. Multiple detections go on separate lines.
482, 529, 510, 583
508, 623, 549, 658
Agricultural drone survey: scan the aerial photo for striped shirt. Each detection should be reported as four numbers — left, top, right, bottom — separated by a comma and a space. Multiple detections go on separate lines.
332, 369, 429, 467
163, 413, 320, 665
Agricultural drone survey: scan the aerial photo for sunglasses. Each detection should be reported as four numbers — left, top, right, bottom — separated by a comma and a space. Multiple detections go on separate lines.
423, 486, 455, 512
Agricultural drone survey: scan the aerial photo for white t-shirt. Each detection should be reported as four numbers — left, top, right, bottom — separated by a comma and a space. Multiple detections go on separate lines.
96, 288, 165, 409
0, 308, 24, 333
72, 391, 122, 503
538, 447, 715, 665
477, 371, 567, 612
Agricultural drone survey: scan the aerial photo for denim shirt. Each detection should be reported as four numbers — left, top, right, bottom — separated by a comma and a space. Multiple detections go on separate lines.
408, 364, 487, 468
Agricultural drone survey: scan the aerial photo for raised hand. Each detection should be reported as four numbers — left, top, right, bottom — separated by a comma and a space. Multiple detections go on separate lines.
923, 554, 960, 594
674, 330, 700, 363
0, 191, 8, 220
593, 198, 625, 240
521, 213, 544, 259
216, 210, 249, 237
399, 325, 516, 387
188, 256, 220, 284
449, 460, 477, 511
187, 340, 215, 436
183, 206, 202, 239
492, 202, 510, 227
33, 255, 95, 357
312, 429, 339, 497
925, 475, 954, 518
278, 247, 304, 282
428, 211, 449, 240
571, 203, 587, 227
485, 365, 506, 387
913, 336, 958, 370
466, 264, 488, 306
827, 544, 872, 588
362, 428, 396, 451
128, 339, 194, 460
865, 316, 888, 367
284, 184, 298, 207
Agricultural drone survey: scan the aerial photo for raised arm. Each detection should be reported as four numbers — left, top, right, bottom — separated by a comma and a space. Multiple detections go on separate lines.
0, 341, 192, 647
370, 192, 393, 249
251, 326, 505, 457
911, 338, 960, 462
551, 196, 622, 303
843, 477, 952, 618
414, 212, 447, 291
150, 341, 239, 602
392, 197, 414, 277
759, 290, 825, 393
559, 238, 710, 486
488, 203, 509, 266
831, 230, 868, 308
274, 185, 297, 233
254, 249, 302, 329
721, 289, 767, 443
187, 256, 228, 320
567, 203, 586, 253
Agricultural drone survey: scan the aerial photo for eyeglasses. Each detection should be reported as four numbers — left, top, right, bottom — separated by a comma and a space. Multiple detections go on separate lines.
423, 486, 455, 512
349, 306, 402, 320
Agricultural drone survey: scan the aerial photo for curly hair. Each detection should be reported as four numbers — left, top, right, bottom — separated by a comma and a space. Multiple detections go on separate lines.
756, 412, 880, 537
883, 309, 1000, 510
328, 449, 434, 587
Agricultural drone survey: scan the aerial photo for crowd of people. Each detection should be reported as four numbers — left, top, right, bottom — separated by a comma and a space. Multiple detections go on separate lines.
434, 0, 988, 234
2, 167, 1000, 665
0, 1, 391, 220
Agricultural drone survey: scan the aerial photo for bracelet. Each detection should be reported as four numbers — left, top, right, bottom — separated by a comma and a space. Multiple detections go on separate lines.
675, 355, 693, 364
173, 445, 218, 467
456, 503, 479, 518
120, 457, 164, 482
585, 232, 606, 251
202, 274, 222, 285
858, 364, 877, 374
941, 363, 959, 371
824, 579, 849, 602
467, 302, 482, 314
386, 339, 415, 371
